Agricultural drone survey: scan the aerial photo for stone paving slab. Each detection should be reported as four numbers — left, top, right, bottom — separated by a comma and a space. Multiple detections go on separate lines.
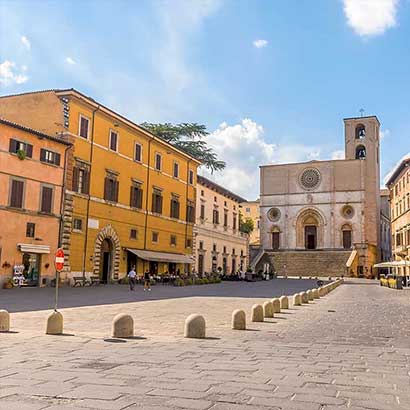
1, 279, 410, 409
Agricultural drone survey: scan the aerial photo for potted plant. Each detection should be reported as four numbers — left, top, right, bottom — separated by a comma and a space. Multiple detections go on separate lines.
17, 149, 26, 160
3, 277, 13, 289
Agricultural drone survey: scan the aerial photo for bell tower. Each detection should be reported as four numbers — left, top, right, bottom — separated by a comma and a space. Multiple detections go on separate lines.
344, 115, 381, 270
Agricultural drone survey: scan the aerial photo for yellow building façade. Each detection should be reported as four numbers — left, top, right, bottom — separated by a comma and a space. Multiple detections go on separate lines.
0, 89, 200, 283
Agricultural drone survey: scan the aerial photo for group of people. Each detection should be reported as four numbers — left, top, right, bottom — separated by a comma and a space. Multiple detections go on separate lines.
127, 267, 151, 292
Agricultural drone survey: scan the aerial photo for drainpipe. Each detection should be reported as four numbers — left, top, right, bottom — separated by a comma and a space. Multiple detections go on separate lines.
81, 104, 100, 281
58, 141, 72, 248
184, 159, 192, 273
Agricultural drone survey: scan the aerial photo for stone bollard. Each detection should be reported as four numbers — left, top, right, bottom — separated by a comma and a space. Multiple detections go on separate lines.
307, 290, 314, 301
312, 289, 320, 299
319, 287, 325, 297
279, 296, 289, 309
263, 301, 274, 318
271, 298, 281, 314
184, 314, 206, 339
293, 293, 301, 306
301, 292, 309, 304
46, 311, 63, 335
112, 313, 134, 338
251, 304, 264, 322
232, 309, 246, 330
0, 310, 10, 332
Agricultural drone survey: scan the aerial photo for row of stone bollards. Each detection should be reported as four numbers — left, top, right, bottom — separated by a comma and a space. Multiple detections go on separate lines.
184, 278, 344, 338
0, 279, 343, 339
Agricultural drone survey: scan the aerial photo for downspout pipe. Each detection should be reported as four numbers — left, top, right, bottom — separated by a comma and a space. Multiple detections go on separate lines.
58, 141, 72, 248
82, 104, 100, 280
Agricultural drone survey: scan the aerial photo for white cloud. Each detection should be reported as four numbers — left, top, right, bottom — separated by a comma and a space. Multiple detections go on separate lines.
65, 57, 76, 65
20, 35, 31, 49
343, 0, 399, 36
253, 39, 268, 48
331, 150, 345, 160
380, 129, 390, 140
200, 119, 323, 199
0, 60, 28, 86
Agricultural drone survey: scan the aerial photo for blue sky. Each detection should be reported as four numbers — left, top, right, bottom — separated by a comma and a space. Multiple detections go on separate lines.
1, 0, 409, 199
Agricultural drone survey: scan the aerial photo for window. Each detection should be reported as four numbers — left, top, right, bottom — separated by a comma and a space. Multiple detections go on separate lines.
201, 190, 204, 196
9, 179, 24, 208
223, 246, 227, 254
246, 207, 250, 213
155, 153, 162, 171
40, 149, 61, 166
134, 143, 142, 162
214, 196, 217, 202
212, 243, 217, 252
199, 241, 204, 250
170, 196, 180, 219
189, 169, 194, 185
224, 211, 228, 227
152, 231, 159, 243
109, 131, 118, 151
130, 183, 143, 209
213, 209, 219, 224
232, 248, 236, 255
40, 186, 53, 213
104, 174, 119, 202
26, 222, 35, 238
72, 165, 90, 194
240, 249, 244, 257
355, 124, 366, 139
173, 162, 179, 178
355, 145, 366, 160
79, 115, 89, 139
73, 218, 83, 231
170, 235, 177, 246
186, 200, 195, 223
224, 201, 227, 206
186, 238, 192, 248
152, 189, 163, 214
200, 204, 205, 220
233, 213, 237, 230
130, 229, 138, 239
9, 139, 33, 158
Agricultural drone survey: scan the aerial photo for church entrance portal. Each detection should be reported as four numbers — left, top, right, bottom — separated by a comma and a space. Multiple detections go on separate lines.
305, 225, 317, 250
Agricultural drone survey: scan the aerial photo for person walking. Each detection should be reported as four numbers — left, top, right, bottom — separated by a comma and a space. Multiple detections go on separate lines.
144, 269, 151, 292
128, 266, 136, 291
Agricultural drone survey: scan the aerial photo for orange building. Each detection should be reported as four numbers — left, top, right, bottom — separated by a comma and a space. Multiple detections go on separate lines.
0, 118, 70, 287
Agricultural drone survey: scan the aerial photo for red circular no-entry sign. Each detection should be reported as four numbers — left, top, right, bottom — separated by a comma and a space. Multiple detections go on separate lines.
55, 248, 65, 272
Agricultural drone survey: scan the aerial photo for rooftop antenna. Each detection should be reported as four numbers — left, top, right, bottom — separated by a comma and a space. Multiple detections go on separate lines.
359, 108, 365, 117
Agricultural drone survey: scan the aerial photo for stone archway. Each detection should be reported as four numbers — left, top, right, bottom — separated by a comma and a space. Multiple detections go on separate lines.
93, 224, 121, 281
295, 208, 325, 249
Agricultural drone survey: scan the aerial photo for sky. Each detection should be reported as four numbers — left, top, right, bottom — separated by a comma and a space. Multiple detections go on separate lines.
1, 0, 409, 200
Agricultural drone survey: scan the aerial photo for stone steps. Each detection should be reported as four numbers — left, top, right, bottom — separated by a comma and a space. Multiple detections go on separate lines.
256, 250, 351, 277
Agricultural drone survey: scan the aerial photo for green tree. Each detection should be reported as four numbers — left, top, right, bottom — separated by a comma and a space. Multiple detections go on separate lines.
239, 213, 254, 234
140, 122, 225, 173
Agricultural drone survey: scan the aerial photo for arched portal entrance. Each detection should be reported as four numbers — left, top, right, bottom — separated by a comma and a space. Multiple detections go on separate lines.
296, 208, 325, 249
93, 224, 121, 282
100, 238, 113, 283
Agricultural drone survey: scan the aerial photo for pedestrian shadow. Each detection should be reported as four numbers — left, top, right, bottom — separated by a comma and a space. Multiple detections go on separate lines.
1, 330, 19, 334
53, 333, 75, 337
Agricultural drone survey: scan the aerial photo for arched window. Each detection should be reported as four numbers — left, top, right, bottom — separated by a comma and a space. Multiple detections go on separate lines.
355, 145, 366, 160
355, 124, 366, 139
342, 224, 352, 249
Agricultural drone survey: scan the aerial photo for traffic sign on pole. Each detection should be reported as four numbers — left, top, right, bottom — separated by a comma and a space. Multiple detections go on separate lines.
55, 248, 64, 272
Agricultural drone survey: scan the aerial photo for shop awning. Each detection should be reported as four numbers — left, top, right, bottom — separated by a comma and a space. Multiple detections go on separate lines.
374, 261, 410, 268
127, 248, 194, 264
17, 243, 50, 254
346, 250, 357, 268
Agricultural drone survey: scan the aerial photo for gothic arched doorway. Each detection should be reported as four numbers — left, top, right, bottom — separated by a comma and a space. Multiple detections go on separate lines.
296, 208, 325, 249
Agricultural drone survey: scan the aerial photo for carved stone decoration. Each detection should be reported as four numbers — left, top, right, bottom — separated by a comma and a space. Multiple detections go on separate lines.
299, 168, 321, 191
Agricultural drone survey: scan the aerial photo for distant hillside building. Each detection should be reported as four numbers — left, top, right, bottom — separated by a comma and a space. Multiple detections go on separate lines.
256, 116, 382, 278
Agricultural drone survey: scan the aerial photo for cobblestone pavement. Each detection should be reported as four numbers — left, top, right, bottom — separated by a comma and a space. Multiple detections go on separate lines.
1, 279, 410, 410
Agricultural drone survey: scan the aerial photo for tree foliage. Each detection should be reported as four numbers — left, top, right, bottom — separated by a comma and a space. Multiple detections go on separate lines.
239, 213, 254, 234
140, 122, 225, 173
